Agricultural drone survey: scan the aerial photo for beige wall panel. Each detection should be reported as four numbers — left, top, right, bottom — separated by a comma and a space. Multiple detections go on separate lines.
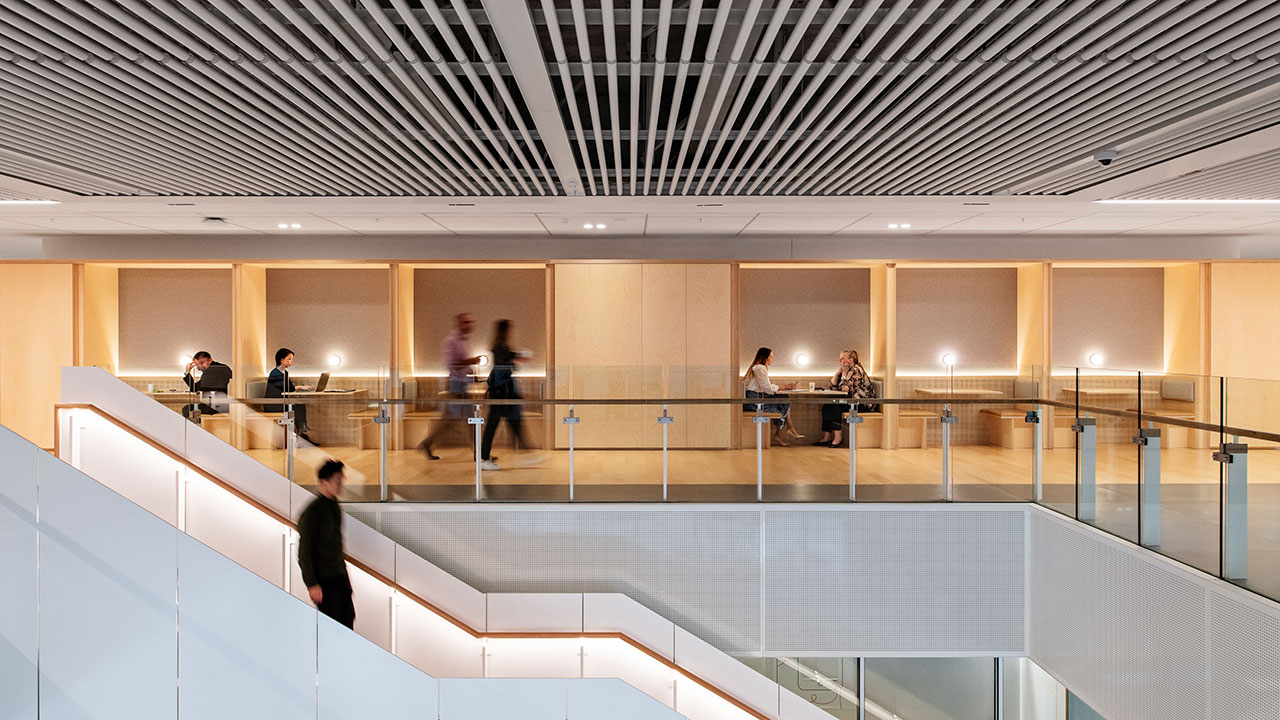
80, 264, 119, 373
413, 268, 546, 376
898, 268, 1017, 372
1210, 263, 1280, 439
554, 264, 646, 447
739, 267, 872, 376
266, 268, 389, 376
687, 264, 733, 447
119, 268, 232, 375
1052, 268, 1163, 371
0, 264, 74, 448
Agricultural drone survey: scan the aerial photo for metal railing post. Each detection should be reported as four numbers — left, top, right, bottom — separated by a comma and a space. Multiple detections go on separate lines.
468, 403, 484, 500
941, 403, 958, 501
857, 658, 866, 720
1216, 441, 1249, 579
1073, 416, 1097, 521
848, 403, 863, 502
376, 404, 390, 502
753, 404, 768, 502
280, 408, 296, 482
1029, 407, 1043, 502
562, 405, 579, 501
1134, 426, 1161, 547
658, 405, 673, 501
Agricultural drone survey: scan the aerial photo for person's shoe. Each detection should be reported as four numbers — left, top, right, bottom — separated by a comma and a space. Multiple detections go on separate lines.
480, 460, 501, 471
418, 441, 439, 460
298, 432, 318, 446
772, 433, 790, 447
812, 438, 832, 446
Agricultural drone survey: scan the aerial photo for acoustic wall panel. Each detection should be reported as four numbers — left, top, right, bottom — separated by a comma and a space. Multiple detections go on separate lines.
36, 453, 178, 720
0, 427, 38, 720
1208, 592, 1280, 719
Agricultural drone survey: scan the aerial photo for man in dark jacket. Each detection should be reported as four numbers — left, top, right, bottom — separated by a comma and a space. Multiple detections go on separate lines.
297, 459, 354, 629
181, 351, 233, 420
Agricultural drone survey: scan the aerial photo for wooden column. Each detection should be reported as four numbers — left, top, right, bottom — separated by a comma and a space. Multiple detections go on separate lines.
76, 263, 119, 373
871, 264, 897, 449
0, 263, 75, 448
389, 264, 414, 448
232, 264, 267, 449
1165, 262, 1210, 447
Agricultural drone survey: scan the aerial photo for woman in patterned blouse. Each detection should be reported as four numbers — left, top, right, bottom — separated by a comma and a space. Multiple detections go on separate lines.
814, 350, 873, 447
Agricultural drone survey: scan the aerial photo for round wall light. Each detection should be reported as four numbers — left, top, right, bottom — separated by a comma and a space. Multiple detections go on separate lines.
1088, 352, 1104, 367
940, 352, 957, 367
179, 352, 193, 364
327, 354, 343, 368
795, 353, 810, 366
476, 355, 489, 367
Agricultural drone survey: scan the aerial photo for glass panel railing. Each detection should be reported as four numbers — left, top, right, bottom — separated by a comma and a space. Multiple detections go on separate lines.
1223, 375, 1280, 601
1138, 372, 1223, 577
1039, 367, 1080, 518
1071, 367, 1141, 544
865, 657, 996, 720
950, 371, 1037, 503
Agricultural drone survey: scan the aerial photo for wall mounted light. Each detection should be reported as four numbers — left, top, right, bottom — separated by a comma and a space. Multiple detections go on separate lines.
1088, 352, 1104, 367
327, 354, 343, 368
476, 355, 489, 367
940, 352, 957, 367
795, 353, 810, 366
179, 352, 193, 364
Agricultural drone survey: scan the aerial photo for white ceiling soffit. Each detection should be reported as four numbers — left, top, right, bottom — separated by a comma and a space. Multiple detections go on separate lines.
1114, 147, 1280, 200
0, 1, 1279, 198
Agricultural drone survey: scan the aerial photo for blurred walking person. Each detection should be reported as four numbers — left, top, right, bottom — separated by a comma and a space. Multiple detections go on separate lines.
297, 460, 354, 629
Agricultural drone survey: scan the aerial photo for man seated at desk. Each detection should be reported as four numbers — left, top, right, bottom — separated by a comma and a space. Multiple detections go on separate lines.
182, 351, 232, 421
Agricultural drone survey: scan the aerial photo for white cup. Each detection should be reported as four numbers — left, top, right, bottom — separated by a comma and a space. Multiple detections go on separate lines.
808, 382, 816, 391
147, 383, 156, 393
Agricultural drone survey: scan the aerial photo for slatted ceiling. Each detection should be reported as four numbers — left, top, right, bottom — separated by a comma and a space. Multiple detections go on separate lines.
1116, 147, 1280, 200
0, 1, 1278, 199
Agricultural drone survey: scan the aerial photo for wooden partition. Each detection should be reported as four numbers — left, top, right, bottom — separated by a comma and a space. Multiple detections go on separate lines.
0, 264, 75, 448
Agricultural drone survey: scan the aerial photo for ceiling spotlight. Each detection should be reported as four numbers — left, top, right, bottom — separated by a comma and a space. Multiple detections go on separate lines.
1088, 352, 1104, 367
901, 223, 911, 229
888, 223, 899, 229
277, 222, 289, 229
595, 223, 606, 229
327, 354, 342, 368
940, 352, 957, 367
290, 222, 301, 229
583, 223, 593, 229
795, 353, 810, 366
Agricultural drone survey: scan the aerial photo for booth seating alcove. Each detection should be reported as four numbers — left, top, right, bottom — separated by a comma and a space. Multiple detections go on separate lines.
244, 379, 286, 450
1127, 378, 1198, 449
980, 379, 1041, 449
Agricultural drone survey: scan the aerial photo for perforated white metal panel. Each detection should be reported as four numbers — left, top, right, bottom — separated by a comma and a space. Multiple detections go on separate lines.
765, 508, 1024, 654
1028, 508, 1208, 720
350, 504, 1027, 656
1208, 592, 1280, 719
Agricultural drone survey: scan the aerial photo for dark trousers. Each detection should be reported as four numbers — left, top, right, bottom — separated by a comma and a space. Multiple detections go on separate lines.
182, 403, 224, 420
317, 574, 355, 629
821, 403, 847, 432
480, 404, 526, 460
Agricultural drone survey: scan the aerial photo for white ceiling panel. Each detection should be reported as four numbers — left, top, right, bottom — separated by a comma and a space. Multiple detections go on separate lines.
1, 215, 161, 233
427, 215, 548, 235
535, 214, 646, 235
324, 215, 452, 234
741, 214, 866, 235
838, 215, 976, 234
0, 216, 50, 232
222, 216, 353, 234
1032, 214, 1195, 233
89, 214, 260, 233
939, 215, 1087, 233
644, 215, 757, 235
1124, 215, 1280, 233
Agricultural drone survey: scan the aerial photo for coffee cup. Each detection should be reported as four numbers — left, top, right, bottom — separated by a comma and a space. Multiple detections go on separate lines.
808, 382, 816, 391
147, 383, 156, 393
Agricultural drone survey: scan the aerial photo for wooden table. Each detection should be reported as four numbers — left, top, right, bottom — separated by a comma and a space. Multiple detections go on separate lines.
784, 389, 848, 397
1060, 388, 1158, 398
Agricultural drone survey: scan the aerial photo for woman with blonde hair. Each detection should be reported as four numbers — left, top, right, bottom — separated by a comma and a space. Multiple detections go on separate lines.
814, 349, 874, 447
744, 346, 803, 445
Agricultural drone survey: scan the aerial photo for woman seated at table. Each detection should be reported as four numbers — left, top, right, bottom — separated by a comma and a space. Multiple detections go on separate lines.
266, 347, 316, 446
814, 349, 874, 447
744, 346, 803, 446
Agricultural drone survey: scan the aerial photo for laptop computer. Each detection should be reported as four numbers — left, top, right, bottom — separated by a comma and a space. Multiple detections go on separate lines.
315, 372, 330, 392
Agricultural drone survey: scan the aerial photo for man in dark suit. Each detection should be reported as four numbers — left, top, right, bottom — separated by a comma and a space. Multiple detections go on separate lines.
182, 351, 233, 420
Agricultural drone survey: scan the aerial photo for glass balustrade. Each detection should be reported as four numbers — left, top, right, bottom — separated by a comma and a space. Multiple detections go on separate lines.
105, 363, 1280, 607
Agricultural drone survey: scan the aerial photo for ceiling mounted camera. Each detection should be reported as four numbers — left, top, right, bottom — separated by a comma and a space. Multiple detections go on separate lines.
1094, 149, 1119, 167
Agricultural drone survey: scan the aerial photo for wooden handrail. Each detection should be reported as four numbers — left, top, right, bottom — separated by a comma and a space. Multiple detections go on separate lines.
53, 403, 771, 720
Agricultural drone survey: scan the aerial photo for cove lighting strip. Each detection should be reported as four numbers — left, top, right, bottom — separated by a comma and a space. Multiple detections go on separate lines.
0, 199, 59, 205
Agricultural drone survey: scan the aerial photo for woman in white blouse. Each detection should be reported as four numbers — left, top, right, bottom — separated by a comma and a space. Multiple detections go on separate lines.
743, 346, 803, 445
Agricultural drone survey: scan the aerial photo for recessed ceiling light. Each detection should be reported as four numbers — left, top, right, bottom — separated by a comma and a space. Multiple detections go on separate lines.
583, 223, 593, 229
595, 223, 606, 229
290, 223, 301, 229
888, 223, 899, 229
277, 223, 289, 229
901, 223, 911, 229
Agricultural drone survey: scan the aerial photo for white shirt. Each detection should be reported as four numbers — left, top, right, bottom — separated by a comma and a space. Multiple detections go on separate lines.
744, 364, 779, 394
